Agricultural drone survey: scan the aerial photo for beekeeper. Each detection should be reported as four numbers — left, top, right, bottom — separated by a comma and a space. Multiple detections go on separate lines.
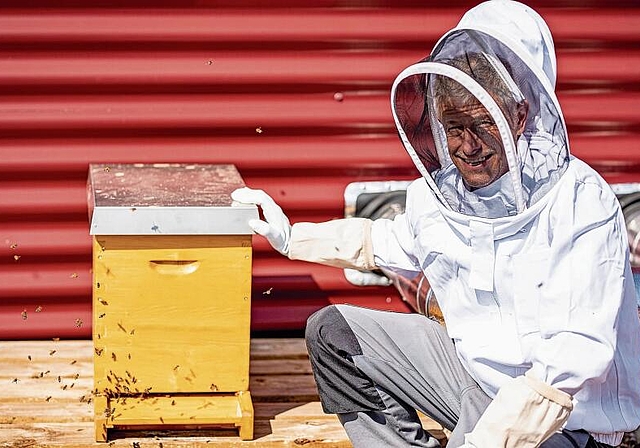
232, 1, 640, 447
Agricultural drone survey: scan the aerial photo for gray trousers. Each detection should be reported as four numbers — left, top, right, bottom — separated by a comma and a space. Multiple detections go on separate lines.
305, 304, 608, 448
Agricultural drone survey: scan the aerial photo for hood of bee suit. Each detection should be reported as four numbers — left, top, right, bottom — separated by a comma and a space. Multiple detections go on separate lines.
391, 0, 569, 221
390, 0, 569, 291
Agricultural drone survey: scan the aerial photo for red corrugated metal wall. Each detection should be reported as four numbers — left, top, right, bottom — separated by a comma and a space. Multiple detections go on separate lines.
1, 0, 639, 339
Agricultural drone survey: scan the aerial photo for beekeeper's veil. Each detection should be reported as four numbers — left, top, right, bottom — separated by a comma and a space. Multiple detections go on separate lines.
392, 0, 569, 219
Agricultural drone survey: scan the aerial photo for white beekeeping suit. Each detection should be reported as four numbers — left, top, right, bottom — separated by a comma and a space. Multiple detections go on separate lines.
376, 1, 640, 445
233, 1, 640, 445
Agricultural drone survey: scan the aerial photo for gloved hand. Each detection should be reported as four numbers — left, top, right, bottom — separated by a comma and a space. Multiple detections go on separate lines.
231, 187, 291, 256
460, 373, 573, 448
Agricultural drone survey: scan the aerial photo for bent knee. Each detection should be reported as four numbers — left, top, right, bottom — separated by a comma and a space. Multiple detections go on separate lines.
305, 305, 341, 353
306, 304, 337, 335
305, 305, 361, 358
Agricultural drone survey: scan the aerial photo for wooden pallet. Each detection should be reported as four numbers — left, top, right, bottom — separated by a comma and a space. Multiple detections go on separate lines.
0, 339, 448, 447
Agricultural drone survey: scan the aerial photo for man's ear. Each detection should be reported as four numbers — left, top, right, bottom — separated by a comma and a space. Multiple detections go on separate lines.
515, 100, 529, 136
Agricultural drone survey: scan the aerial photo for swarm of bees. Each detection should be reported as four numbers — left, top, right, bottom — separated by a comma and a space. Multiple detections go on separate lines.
14, 345, 84, 405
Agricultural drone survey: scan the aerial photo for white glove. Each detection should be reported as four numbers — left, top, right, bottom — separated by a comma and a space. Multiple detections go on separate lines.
231, 187, 291, 256
461, 372, 573, 448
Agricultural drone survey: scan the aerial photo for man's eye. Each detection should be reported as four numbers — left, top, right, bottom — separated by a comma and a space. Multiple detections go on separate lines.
446, 125, 463, 137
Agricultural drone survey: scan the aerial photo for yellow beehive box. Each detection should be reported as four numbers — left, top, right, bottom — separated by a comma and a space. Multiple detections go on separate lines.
87, 163, 258, 442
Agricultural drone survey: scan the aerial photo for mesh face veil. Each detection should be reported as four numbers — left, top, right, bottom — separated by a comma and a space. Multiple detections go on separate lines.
391, 26, 569, 219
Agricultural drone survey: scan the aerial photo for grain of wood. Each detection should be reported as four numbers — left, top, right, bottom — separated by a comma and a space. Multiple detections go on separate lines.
0, 339, 448, 447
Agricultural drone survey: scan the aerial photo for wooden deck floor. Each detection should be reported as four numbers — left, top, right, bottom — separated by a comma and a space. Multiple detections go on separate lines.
0, 339, 448, 447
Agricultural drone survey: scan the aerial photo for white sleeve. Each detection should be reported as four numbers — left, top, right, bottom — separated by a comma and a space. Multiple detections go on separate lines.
528, 180, 629, 396
371, 214, 421, 275
370, 180, 423, 275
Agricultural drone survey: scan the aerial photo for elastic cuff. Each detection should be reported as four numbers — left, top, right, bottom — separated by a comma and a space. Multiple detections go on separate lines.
524, 371, 573, 409
591, 431, 623, 446
361, 219, 376, 270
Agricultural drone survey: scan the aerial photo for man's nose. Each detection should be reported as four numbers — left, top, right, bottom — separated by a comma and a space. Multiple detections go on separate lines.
460, 127, 482, 154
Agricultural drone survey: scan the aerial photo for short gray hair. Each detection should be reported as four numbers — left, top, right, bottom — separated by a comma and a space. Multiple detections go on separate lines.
431, 52, 521, 128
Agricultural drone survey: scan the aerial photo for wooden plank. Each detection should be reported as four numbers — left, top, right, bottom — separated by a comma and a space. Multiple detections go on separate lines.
0, 340, 92, 360
250, 375, 318, 401
0, 401, 93, 423
101, 394, 253, 439
1, 358, 312, 378
0, 374, 318, 402
0, 339, 314, 360
250, 359, 313, 376
0, 402, 329, 424
0, 376, 92, 401
250, 338, 309, 359
0, 421, 353, 447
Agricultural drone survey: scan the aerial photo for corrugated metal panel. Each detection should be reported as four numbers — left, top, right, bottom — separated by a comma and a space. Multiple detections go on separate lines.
1, 1, 639, 339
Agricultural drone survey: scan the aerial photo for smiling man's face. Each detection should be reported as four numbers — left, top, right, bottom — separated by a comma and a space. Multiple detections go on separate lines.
439, 95, 510, 190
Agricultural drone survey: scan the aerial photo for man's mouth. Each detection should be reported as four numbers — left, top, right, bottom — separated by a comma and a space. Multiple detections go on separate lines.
461, 154, 491, 166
